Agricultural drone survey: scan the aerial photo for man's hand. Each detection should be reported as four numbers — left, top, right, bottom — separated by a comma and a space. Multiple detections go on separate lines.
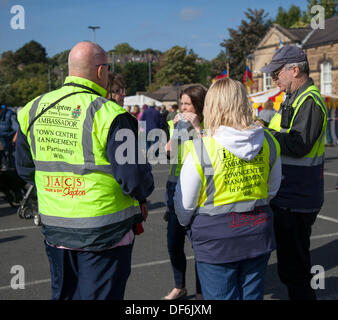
140, 202, 148, 222
255, 120, 265, 127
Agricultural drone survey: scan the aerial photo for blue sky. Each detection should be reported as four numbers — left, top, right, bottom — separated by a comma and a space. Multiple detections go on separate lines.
1, 0, 309, 61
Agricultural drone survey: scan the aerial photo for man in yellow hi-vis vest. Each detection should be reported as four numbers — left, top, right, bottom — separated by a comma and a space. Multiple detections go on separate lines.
15, 42, 154, 300
260, 45, 328, 300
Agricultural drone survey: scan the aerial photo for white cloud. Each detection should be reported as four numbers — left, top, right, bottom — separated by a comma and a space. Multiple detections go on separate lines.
179, 7, 202, 21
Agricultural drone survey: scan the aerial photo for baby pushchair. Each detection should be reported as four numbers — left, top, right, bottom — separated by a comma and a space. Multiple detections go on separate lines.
17, 184, 41, 226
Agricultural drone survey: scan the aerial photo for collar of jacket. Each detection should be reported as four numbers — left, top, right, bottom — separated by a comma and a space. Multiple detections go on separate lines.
285, 78, 314, 106
64, 76, 107, 98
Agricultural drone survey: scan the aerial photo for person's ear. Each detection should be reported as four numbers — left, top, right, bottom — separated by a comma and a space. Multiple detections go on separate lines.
96, 65, 103, 80
292, 65, 300, 78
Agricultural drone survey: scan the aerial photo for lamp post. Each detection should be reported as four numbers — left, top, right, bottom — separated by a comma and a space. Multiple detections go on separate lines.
60, 67, 64, 87
88, 26, 100, 42
173, 81, 182, 109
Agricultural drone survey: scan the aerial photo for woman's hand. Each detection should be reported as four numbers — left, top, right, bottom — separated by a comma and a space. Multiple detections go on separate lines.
165, 140, 172, 153
173, 114, 180, 127
183, 112, 202, 132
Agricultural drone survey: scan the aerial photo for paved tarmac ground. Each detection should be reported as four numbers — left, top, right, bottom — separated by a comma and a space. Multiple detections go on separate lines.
0, 146, 337, 300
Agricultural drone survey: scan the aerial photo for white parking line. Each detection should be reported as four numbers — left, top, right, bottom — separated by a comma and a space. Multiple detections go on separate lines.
0, 278, 51, 291
324, 172, 338, 177
317, 215, 338, 224
1, 229, 338, 292
131, 256, 194, 269
0, 256, 196, 291
310, 232, 338, 240
0, 226, 38, 233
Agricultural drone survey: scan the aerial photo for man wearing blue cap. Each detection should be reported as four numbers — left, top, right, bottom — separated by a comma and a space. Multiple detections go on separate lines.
261, 45, 328, 300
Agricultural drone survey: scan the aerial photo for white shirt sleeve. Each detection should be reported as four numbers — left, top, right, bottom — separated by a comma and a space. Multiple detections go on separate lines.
173, 153, 202, 226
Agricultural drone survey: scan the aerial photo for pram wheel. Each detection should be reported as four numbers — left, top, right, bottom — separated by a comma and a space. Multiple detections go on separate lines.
17, 206, 33, 219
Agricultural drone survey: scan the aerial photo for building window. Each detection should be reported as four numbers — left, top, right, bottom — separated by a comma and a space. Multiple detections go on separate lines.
321, 61, 332, 94
263, 73, 272, 91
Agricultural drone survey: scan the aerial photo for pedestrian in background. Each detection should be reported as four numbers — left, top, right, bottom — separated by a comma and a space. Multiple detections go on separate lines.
163, 85, 206, 300
0, 104, 19, 170
262, 45, 328, 300
160, 104, 169, 123
174, 78, 281, 300
166, 104, 178, 122
15, 41, 154, 300
131, 105, 141, 121
140, 103, 164, 154
106, 72, 126, 107
258, 100, 276, 126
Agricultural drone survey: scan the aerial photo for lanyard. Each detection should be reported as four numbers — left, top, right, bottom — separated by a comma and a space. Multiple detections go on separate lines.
27, 83, 101, 133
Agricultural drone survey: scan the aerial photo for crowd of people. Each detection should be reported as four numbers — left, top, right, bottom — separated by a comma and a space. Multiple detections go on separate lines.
0, 41, 331, 300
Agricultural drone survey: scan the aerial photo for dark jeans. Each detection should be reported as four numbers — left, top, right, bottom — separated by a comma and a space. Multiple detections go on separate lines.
166, 181, 201, 293
196, 253, 270, 300
45, 241, 133, 300
271, 205, 318, 300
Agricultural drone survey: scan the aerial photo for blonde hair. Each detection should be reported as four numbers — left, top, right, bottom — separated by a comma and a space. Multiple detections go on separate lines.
204, 78, 254, 135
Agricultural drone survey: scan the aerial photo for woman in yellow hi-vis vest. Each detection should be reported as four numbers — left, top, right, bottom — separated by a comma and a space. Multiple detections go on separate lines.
174, 78, 282, 300
163, 86, 206, 300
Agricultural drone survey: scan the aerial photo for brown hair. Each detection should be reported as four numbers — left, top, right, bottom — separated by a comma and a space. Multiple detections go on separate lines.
107, 72, 126, 94
180, 85, 206, 120
204, 78, 254, 135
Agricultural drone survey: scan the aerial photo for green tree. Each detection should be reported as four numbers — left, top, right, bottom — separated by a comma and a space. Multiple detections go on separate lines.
153, 46, 197, 86
210, 51, 228, 79
195, 62, 211, 87
221, 9, 271, 81
303, 0, 338, 22
275, 5, 302, 28
6, 77, 48, 106
0, 51, 19, 85
122, 62, 148, 95
14, 40, 48, 65
113, 43, 135, 55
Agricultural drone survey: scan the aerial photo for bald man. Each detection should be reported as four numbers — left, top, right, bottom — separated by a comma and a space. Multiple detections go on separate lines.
15, 41, 154, 300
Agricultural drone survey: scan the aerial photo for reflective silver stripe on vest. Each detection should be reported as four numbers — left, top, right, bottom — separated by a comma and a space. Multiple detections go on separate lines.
263, 131, 278, 171
193, 139, 216, 207
31, 96, 113, 175
193, 137, 270, 216
281, 91, 326, 167
196, 198, 269, 215
29, 94, 46, 158
82, 96, 107, 169
281, 153, 324, 166
40, 205, 139, 229
34, 161, 112, 175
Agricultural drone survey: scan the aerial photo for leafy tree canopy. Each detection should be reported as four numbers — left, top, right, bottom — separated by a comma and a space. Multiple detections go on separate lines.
14, 40, 48, 65
221, 8, 271, 81
275, 5, 302, 28
154, 46, 197, 86
113, 43, 135, 55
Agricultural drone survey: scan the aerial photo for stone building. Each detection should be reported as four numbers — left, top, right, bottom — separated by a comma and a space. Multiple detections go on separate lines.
250, 16, 338, 96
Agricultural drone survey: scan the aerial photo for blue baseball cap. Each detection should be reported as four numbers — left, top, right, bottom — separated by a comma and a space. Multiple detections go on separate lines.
261, 45, 308, 73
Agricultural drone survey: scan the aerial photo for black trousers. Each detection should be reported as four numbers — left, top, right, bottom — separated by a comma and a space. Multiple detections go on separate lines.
271, 205, 318, 300
45, 242, 133, 300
